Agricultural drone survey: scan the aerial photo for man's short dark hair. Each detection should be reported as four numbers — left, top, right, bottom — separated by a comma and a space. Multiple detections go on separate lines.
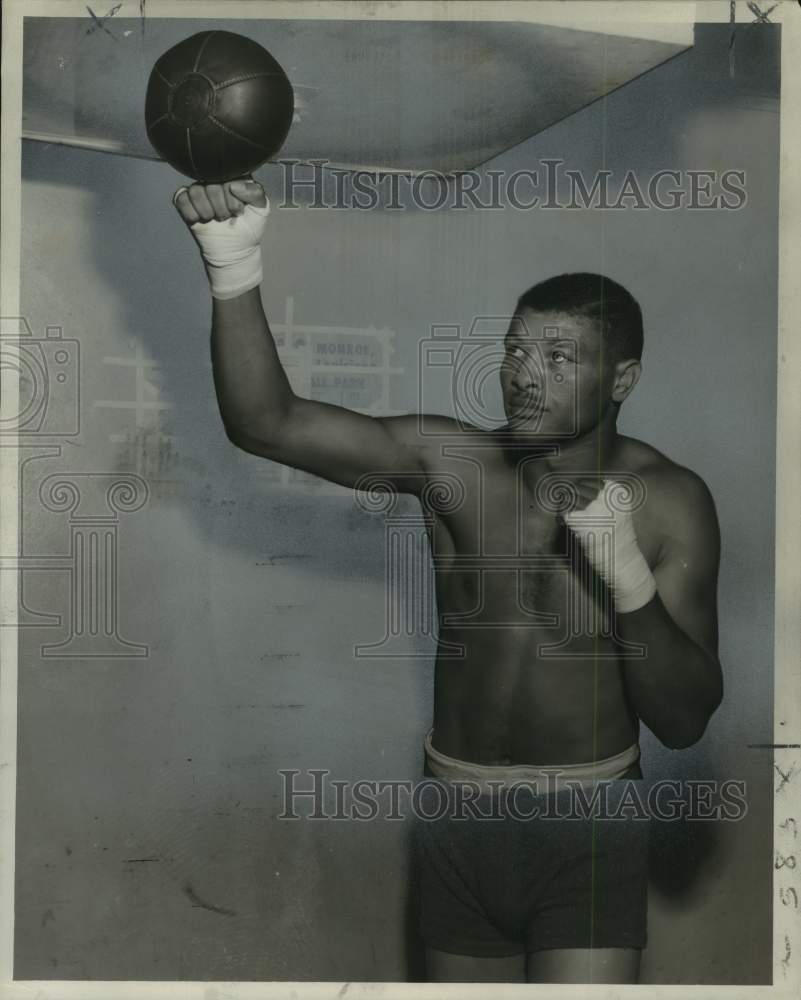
515, 272, 644, 363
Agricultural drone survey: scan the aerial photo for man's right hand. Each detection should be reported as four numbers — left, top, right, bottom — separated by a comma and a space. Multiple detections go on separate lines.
173, 179, 268, 224
173, 179, 270, 300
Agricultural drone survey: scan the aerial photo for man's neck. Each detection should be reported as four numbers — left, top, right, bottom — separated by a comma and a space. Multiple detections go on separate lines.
504, 408, 622, 484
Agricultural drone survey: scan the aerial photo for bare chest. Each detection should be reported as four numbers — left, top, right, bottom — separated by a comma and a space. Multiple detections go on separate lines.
425, 466, 662, 619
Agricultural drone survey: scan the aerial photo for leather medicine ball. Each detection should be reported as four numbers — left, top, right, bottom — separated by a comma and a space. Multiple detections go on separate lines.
145, 30, 294, 182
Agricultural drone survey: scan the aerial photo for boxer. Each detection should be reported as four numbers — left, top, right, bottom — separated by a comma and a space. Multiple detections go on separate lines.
173, 179, 723, 984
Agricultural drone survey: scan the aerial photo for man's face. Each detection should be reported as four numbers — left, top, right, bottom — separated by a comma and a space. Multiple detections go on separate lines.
500, 308, 616, 439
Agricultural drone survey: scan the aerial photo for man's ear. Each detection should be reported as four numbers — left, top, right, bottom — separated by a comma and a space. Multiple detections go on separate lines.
610, 359, 642, 404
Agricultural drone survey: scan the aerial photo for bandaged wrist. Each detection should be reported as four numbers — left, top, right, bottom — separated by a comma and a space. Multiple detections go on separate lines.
564, 479, 657, 614
175, 189, 270, 300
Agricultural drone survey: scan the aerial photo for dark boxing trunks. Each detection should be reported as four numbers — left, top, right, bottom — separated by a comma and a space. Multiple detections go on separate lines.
412, 732, 650, 958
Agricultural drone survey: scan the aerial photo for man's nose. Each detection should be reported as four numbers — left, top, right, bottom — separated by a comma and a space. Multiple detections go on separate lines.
511, 358, 542, 392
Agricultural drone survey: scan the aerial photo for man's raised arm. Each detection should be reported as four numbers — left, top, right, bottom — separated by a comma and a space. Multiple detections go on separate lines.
174, 179, 450, 495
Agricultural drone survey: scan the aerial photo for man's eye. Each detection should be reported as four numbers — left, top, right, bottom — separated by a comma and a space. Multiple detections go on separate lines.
507, 345, 524, 359
551, 350, 569, 363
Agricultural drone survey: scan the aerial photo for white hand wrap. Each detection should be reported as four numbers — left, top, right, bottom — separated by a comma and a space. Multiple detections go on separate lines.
563, 479, 657, 614
174, 187, 270, 300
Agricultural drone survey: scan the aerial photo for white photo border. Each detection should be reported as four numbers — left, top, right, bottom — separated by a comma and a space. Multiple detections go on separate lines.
1, 1, 798, 997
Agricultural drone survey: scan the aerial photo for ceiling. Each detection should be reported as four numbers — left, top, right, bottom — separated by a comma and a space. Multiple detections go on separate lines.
21, 16, 693, 174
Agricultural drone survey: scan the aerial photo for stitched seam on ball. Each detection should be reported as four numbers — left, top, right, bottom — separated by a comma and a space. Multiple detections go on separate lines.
154, 66, 174, 89
186, 129, 199, 178
208, 115, 270, 151
192, 31, 217, 73
147, 113, 169, 130
214, 71, 286, 91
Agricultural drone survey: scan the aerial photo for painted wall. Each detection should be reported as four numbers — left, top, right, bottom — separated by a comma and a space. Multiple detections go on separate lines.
13, 23, 777, 983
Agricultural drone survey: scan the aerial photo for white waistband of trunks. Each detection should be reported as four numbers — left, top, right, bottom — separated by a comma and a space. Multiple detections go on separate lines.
424, 728, 640, 791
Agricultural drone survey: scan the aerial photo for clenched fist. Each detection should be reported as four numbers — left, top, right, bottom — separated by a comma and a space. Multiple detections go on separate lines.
563, 478, 656, 614
173, 179, 270, 300
173, 178, 267, 223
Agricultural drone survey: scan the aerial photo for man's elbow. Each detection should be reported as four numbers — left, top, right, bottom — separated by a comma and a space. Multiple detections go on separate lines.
222, 392, 296, 452
661, 724, 706, 751
224, 413, 287, 456
667, 658, 724, 749
658, 694, 723, 751
224, 423, 260, 454
225, 423, 253, 448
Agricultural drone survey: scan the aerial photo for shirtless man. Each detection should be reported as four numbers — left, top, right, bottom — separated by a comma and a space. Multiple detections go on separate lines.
173, 178, 723, 985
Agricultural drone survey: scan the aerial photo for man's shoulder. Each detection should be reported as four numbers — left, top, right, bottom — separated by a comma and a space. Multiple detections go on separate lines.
619, 436, 713, 497
620, 437, 719, 549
